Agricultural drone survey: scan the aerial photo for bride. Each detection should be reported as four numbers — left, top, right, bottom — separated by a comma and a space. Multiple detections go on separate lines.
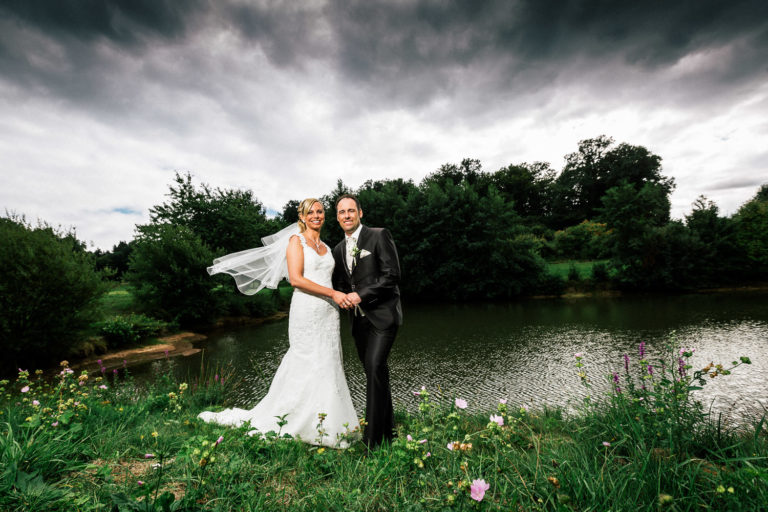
198, 198, 360, 448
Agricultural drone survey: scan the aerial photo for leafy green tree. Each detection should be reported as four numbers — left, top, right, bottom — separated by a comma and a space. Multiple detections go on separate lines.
600, 182, 680, 289
0, 216, 106, 374
492, 162, 556, 222
551, 136, 673, 228
399, 178, 545, 300
733, 184, 768, 273
149, 172, 283, 253
93, 240, 134, 280
685, 196, 743, 284
126, 224, 223, 326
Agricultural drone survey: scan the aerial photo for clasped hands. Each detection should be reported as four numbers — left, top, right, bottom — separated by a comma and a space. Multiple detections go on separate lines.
333, 291, 361, 310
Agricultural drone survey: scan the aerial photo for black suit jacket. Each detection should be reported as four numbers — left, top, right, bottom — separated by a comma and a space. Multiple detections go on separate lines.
332, 225, 403, 330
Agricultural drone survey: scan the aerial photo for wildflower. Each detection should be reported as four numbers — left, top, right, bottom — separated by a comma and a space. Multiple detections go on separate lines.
138, 480, 144, 486
425, 452, 431, 458
489, 414, 504, 426
574, 352, 583, 359
21, 386, 29, 393
520, 404, 529, 412
418, 438, 427, 444
447, 442, 455, 451
499, 398, 507, 404
122, 359, 127, 367
678, 358, 687, 378
470, 479, 490, 502
32, 400, 39, 406
602, 441, 611, 447
52, 421, 59, 427
113, 369, 118, 375
317, 447, 326, 454
215, 436, 224, 446
164, 350, 169, 357
151, 431, 158, 438
454, 398, 467, 409
97, 359, 102, 365
99, 385, 107, 390
623, 354, 630, 372
647, 364, 653, 376
144, 454, 154, 459
100, 367, 106, 374
638, 342, 646, 358
407, 434, 413, 441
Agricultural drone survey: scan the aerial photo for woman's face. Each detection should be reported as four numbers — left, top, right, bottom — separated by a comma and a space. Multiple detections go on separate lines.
303, 201, 325, 231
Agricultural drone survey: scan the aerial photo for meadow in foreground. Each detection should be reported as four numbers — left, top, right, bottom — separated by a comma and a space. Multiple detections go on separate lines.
1, 344, 766, 511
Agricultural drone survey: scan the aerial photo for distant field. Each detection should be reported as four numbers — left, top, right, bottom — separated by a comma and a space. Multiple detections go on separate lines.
98, 283, 136, 316
546, 260, 608, 280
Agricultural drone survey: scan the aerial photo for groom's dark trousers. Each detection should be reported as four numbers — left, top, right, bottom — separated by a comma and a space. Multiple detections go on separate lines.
333, 225, 402, 447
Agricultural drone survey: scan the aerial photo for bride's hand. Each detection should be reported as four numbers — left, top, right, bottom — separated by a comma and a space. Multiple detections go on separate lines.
332, 290, 351, 309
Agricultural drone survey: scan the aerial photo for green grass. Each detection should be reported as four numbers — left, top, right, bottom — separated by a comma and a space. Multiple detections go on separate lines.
547, 260, 609, 281
97, 283, 137, 317
1, 346, 766, 511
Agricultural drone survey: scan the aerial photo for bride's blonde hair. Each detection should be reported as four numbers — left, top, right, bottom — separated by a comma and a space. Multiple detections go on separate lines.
296, 198, 323, 233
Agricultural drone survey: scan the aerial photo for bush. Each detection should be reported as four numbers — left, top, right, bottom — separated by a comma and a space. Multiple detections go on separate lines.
0, 216, 106, 374
98, 314, 173, 348
551, 220, 612, 260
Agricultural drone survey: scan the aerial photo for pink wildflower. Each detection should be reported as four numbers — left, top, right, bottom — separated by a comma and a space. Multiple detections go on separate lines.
470, 479, 490, 502
602, 441, 611, 447
21, 386, 29, 393
499, 398, 507, 404
454, 398, 467, 409
447, 442, 455, 451
574, 352, 583, 358
215, 436, 224, 446
418, 439, 427, 444
144, 453, 154, 459
99, 385, 107, 390
407, 434, 413, 441
490, 414, 504, 426
32, 400, 40, 406
52, 421, 59, 427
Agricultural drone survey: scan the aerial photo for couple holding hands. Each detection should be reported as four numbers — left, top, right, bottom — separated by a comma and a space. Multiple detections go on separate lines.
199, 195, 402, 449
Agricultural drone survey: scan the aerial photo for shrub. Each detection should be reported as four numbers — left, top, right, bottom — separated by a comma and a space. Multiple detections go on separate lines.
98, 314, 173, 348
0, 216, 106, 374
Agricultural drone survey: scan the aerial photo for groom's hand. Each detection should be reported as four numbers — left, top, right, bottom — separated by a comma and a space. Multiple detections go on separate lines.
332, 290, 352, 309
346, 292, 362, 305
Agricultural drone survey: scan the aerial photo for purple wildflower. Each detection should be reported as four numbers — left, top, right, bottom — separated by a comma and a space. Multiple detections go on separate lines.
647, 364, 653, 376
623, 354, 630, 372
638, 342, 646, 358
678, 358, 687, 378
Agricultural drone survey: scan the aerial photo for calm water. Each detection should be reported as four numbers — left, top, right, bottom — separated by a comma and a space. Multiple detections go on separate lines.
134, 291, 768, 421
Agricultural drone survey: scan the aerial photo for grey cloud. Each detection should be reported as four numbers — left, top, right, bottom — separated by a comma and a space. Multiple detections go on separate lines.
0, 0, 201, 45
705, 175, 767, 192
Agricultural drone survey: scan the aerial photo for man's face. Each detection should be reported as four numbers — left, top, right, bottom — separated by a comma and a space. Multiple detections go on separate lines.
337, 198, 362, 235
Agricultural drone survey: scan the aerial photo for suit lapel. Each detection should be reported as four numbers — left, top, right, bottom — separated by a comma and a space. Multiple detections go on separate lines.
351, 225, 369, 276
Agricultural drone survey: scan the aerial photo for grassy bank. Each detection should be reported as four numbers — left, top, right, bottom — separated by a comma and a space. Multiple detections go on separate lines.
2, 345, 766, 511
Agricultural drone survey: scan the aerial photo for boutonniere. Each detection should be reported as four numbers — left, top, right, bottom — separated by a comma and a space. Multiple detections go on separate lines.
350, 244, 361, 259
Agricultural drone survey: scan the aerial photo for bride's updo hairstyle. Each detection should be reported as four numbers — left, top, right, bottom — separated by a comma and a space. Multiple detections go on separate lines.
296, 198, 322, 233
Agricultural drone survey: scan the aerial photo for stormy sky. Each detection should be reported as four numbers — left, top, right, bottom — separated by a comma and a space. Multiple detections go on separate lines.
1, 0, 766, 249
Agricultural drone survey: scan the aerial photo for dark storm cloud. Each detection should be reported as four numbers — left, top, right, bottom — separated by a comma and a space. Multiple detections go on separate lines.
1, 0, 766, 110
0, 0, 200, 45
325, 0, 768, 103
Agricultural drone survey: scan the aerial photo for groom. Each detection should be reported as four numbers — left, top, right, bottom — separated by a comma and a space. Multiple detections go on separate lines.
332, 194, 402, 447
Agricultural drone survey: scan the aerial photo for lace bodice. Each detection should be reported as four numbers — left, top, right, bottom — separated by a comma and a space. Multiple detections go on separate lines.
295, 234, 335, 289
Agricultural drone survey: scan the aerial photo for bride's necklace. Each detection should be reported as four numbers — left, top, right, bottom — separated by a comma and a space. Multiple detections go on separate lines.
305, 235, 322, 252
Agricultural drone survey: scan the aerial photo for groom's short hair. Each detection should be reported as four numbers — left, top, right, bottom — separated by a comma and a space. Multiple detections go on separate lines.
335, 194, 361, 211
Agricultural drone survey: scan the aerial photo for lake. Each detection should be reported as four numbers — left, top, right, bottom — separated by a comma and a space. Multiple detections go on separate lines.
133, 290, 768, 422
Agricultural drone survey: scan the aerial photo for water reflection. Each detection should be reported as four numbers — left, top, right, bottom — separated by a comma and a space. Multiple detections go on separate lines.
135, 291, 768, 421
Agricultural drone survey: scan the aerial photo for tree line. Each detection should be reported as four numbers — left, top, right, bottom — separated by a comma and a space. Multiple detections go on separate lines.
2, 135, 766, 372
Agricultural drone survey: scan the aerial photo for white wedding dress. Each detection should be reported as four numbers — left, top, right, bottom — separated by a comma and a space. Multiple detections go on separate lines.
198, 234, 360, 448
